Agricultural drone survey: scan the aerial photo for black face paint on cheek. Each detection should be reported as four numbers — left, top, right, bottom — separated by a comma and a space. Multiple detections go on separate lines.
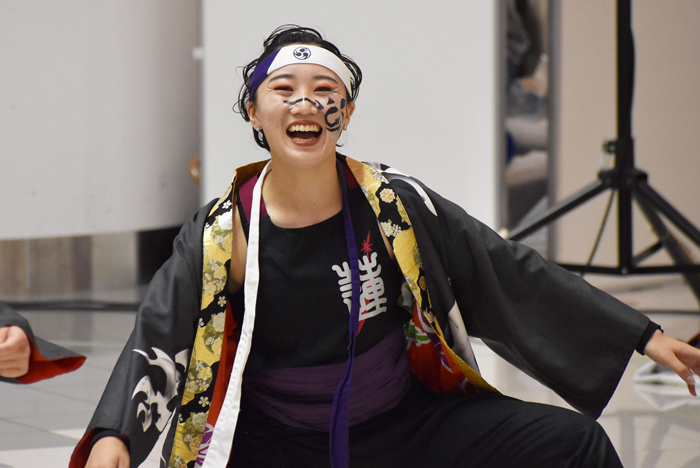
283, 97, 324, 110
324, 97, 347, 134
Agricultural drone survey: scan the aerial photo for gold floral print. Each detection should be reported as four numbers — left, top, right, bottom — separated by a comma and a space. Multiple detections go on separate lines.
379, 188, 395, 203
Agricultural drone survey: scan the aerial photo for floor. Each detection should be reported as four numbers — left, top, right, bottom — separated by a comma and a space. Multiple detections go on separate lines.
1, 279, 700, 468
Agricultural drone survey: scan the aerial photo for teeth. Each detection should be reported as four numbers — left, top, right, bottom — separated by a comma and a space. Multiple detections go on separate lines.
288, 124, 320, 132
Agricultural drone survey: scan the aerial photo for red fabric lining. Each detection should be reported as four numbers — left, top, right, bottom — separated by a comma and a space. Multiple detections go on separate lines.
208, 301, 238, 424
69, 428, 96, 467
69, 428, 130, 468
15, 340, 85, 384
238, 173, 267, 222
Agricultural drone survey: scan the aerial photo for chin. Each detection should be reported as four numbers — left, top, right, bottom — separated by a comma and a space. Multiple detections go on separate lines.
273, 144, 337, 167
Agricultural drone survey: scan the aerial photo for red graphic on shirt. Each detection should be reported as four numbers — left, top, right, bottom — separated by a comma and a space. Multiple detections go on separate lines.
332, 235, 388, 337
357, 318, 366, 335
356, 295, 371, 335
361, 231, 373, 257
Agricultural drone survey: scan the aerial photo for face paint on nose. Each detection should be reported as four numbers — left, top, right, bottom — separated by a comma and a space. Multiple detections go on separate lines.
263, 84, 325, 112
324, 93, 347, 136
284, 97, 325, 111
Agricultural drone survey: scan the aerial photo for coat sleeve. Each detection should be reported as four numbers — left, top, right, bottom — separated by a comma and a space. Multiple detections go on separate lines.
0, 303, 85, 384
70, 200, 216, 468
394, 178, 649, 418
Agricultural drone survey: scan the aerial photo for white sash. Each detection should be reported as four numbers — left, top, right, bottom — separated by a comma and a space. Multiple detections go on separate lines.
201, 162, 271, 468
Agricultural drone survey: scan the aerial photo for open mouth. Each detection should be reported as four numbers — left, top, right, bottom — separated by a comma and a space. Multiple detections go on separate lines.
287, 124, 322, 142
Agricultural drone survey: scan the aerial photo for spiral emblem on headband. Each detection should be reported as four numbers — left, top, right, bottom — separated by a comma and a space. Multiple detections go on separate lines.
293, 47, 311, 60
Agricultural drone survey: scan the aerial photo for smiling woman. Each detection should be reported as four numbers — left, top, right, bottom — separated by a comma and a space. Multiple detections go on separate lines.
71, 24, 700, 468
246, 63, 354, 167
236, 26, 362, 152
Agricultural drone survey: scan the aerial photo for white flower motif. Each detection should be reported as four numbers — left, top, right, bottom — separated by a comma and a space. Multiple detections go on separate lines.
198, 318, 204, 328
192, 412, 208, 432
203, 282, 216, 296
211, 312, 225, 332
381, 221, 402, 238
213, 265, 226, 279
217, 296, 227, 307
199, 396, 210, 407
222, 200, 232, 210
218, 211, 233, 231
185, 380, 198, 394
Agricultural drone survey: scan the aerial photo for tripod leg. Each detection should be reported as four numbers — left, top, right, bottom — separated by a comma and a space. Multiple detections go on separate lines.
635, 180, 700, 248
635, 196, 700, 306
508, 179, 608, 241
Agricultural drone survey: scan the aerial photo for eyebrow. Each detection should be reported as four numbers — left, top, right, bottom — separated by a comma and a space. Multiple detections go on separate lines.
267, 73, 294, 83
315, 74, 339, 84
267, 73, 339, 84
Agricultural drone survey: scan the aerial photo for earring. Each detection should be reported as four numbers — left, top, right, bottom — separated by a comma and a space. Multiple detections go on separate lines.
254, 125, 260, 131
343, 125, 348, 131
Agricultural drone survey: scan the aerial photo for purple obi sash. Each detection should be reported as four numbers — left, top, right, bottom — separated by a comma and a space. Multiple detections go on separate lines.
242, 328, 411, 431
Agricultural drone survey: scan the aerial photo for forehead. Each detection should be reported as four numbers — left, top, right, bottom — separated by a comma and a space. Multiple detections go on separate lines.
266, 63, 343, 84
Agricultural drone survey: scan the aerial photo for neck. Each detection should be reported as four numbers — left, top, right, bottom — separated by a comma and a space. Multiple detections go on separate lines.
262, 154, 343, 228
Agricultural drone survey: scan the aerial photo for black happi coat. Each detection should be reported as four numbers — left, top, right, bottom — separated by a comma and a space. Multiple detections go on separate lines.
70, 156, 649, 467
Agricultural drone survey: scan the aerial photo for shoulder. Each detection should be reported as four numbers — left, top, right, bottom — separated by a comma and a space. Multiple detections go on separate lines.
364, 160, 466, 221
175, 199, 219, 245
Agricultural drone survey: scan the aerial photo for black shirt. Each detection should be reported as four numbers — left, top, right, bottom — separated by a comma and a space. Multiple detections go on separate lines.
233, 174, 409, 371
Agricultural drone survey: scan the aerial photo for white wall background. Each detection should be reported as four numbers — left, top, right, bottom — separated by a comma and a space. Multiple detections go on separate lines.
554, 1, 700, 276
0, 1, 200, 240
201, 0, 504, 228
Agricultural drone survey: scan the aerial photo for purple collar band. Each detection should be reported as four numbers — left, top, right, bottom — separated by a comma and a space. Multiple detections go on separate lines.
249, 45, 353, 99
329, 158, 361, 468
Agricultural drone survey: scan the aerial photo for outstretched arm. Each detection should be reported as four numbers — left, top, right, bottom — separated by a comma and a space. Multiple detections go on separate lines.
0, 325, 31, 378
0, 304, 84, 384
644, 329, 700, 396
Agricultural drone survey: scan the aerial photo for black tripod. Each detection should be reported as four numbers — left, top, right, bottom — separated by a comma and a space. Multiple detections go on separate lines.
507, 0, 700, 306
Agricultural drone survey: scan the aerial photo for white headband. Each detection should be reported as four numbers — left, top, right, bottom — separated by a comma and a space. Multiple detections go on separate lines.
249, 45, 353, 98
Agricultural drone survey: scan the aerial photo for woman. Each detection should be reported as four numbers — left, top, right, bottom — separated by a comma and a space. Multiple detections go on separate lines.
74, 25, 700, 468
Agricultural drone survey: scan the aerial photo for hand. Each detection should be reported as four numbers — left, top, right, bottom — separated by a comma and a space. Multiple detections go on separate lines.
0, 326, 31, 378
86, 436, 130, 468
644, 329, 700, 396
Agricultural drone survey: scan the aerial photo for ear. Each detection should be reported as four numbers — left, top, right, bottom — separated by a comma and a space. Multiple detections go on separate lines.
246, 101, 259, 128
344, 101, 355, 127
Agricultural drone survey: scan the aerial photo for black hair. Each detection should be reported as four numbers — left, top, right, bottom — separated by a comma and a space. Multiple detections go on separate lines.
234, 25, 363, 150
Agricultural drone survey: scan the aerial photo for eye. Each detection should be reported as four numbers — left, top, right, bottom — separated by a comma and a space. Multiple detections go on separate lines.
316, 85, 338, 93
269, 85, 294, 94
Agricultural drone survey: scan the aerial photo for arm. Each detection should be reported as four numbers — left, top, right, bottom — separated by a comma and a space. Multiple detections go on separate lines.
0, 303, 85, 383
70, 200, 216, 468
446, 209, 649, 417
644, 329, 700, 396
388, 174, 649, 417
85, 437, 129, 468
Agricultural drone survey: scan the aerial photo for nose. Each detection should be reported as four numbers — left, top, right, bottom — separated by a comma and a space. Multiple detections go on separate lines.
289, 97, 319, 115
